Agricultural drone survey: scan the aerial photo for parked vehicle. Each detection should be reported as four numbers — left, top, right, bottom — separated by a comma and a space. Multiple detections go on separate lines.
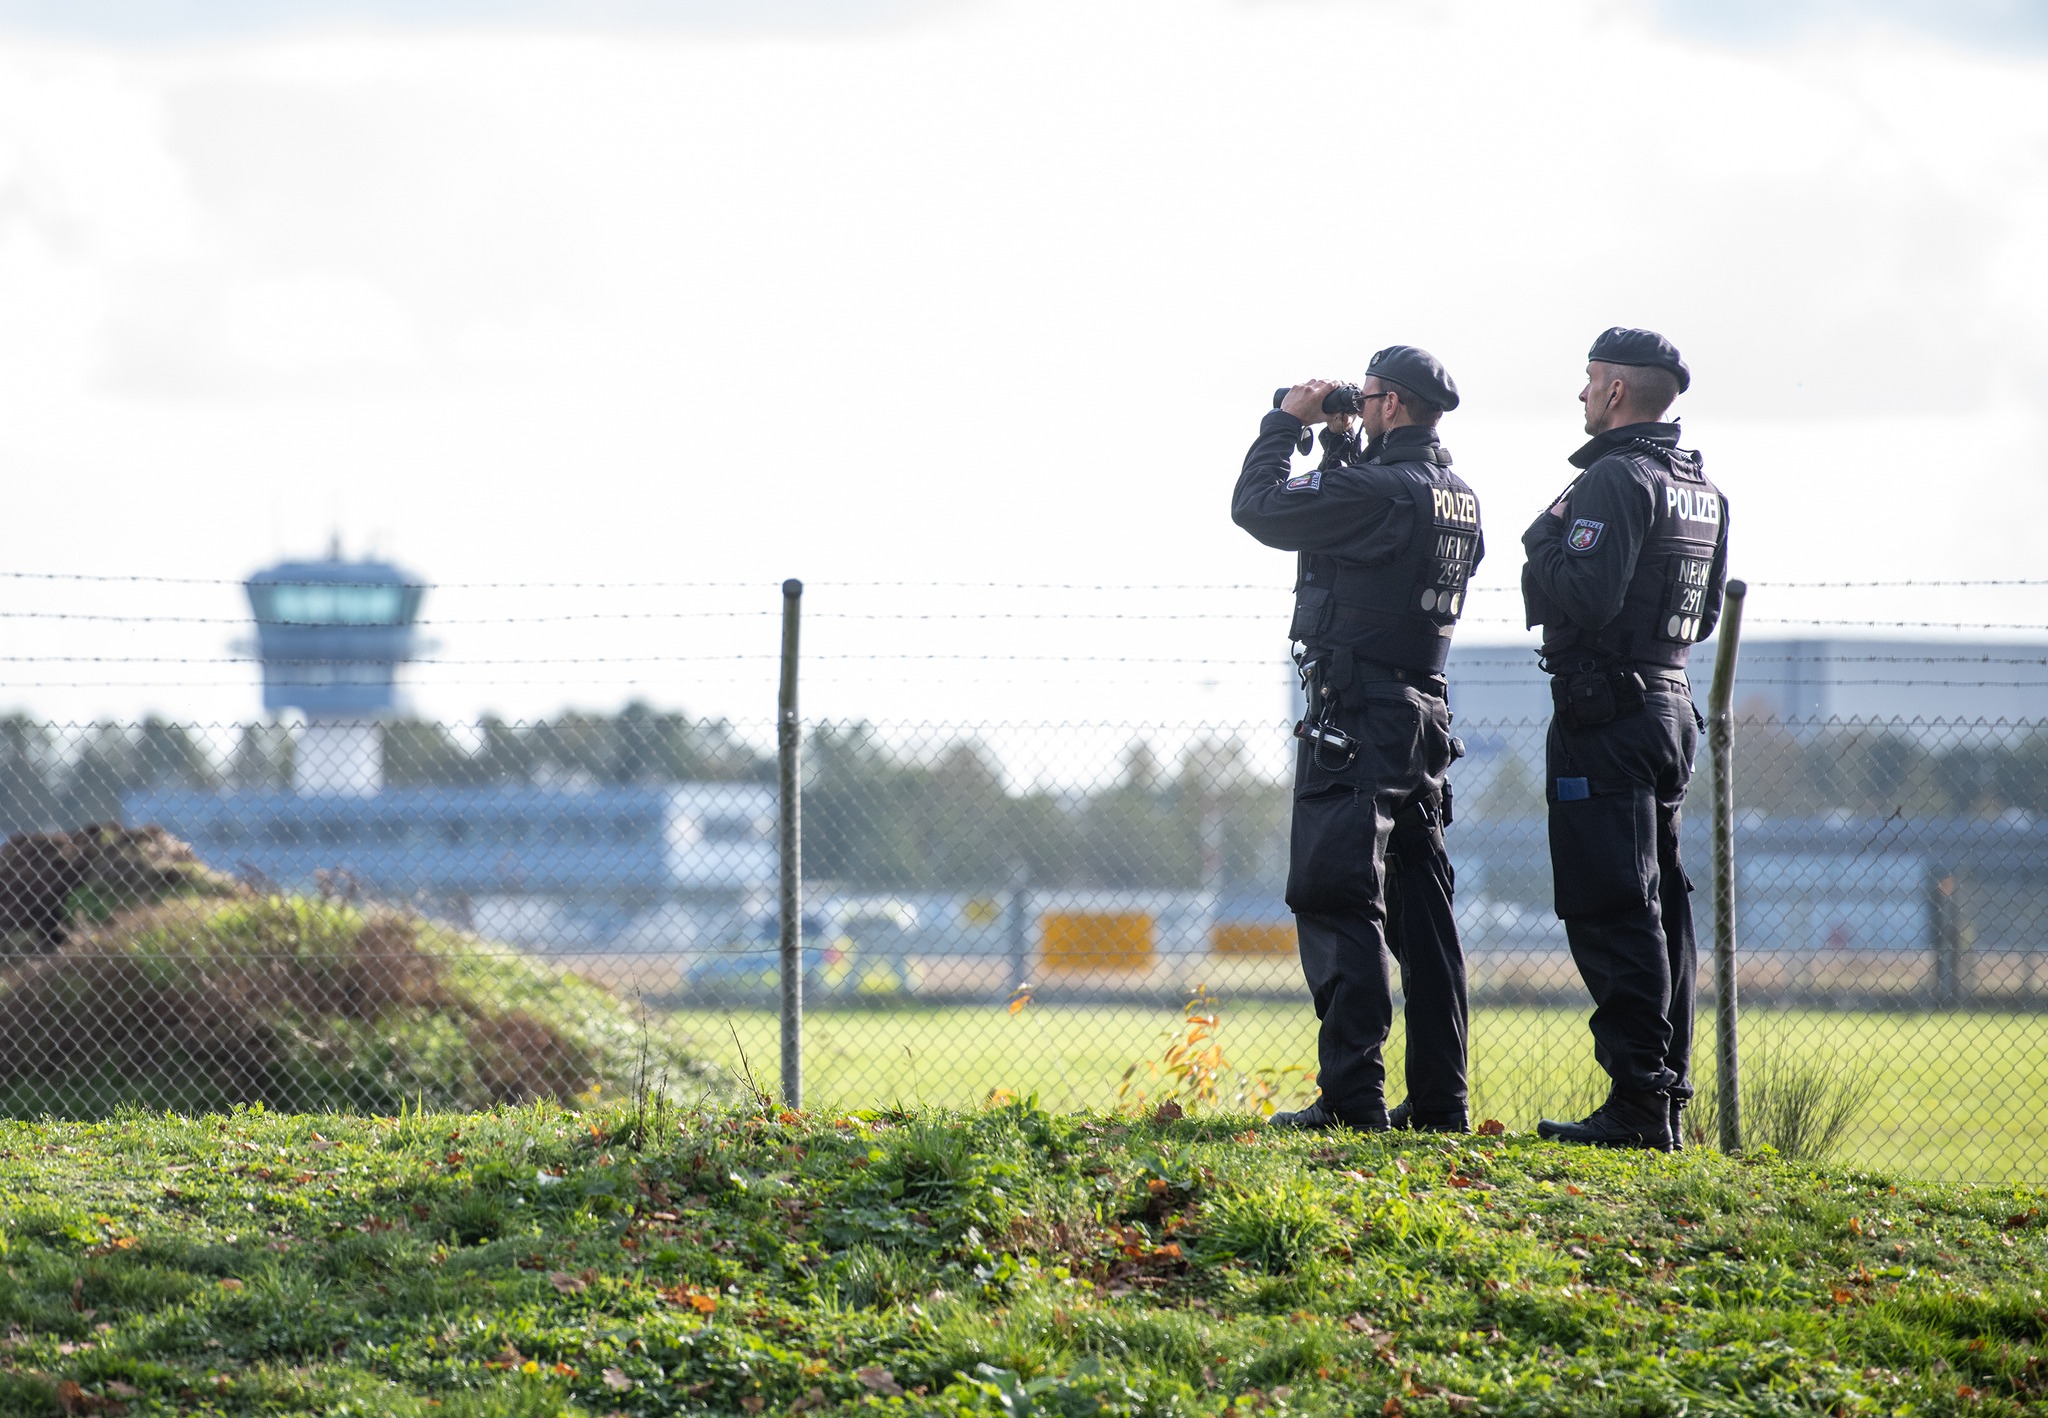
686, 900, 923, 1000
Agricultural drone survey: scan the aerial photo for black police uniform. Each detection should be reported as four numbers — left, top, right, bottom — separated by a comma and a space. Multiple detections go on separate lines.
1231, 347, 1481, 1131
1520, 328, 1729, 1149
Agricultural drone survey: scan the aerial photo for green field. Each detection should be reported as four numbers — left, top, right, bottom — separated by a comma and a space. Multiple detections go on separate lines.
666, 1003, 2048, 1184
5, 1101, 2047, 1415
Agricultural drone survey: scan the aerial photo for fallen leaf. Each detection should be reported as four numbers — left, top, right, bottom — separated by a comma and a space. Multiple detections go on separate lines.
1477, 1119, 1506, 1137
1832, 1288, 1854, 1304
1444, 1395, 1479, 1413
1395, 1158, 1411, 1175
1566, 1185, 1584, 1196
1849, 1216, 1863, 1236
1345, 1314, 1375, 1333
218, 1278, 244, 1292
602, 1368, 634, 1392
1382, 1396, 1404, 1416
548, 1271, 588, 1294
661, 1285, 718, 1313
741, 1398, 766, 1413
1152, 1100, 1185, 1125
858, 1367, 907, 1397
309, 1135, 337, 1152
105, 1383, 139, 1399
1147, 1178, 1170, 1195
790, 1387, 827, 1412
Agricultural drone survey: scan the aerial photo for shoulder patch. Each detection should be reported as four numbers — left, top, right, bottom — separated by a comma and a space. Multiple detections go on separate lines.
1565, 518, 1605, 553
1283, 471, 1322, 493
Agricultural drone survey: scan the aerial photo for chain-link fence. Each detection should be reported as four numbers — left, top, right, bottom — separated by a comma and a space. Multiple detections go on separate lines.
1, 709, 2044, 1181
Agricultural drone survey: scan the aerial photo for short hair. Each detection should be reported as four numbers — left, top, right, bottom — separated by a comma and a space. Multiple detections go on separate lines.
1592, 361, 1682, 421
1364, 377, 1443, 427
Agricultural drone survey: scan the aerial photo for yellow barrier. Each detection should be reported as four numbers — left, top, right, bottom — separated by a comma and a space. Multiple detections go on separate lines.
1041, 911, 1155, 973
1211, 922, 1297, 957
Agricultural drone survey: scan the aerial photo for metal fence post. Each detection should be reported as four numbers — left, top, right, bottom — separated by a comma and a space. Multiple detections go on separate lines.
1707, 578, 1748, 1154
1929, 865, 1962, 1008
1006, 860, 1032, 1000
777, 578, 804, 1110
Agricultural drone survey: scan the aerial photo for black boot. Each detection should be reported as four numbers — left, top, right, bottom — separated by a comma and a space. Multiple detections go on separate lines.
1669, 1095, 1688, 1152
1537, 1088, 1673, 1151
1388, 1098, 1469, 1134
1268, 1099, 1387, 1132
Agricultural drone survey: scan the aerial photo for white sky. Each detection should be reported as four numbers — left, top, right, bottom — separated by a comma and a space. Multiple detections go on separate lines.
0, 0, 2044, 735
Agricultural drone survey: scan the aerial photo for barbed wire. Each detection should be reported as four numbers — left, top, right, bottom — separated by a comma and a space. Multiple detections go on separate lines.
8, 652, 2048, 672
6, 570, 2048, 591
1747, 579, 2048, 589
8, 678, 2048, 694
1748, 618, 2048, 632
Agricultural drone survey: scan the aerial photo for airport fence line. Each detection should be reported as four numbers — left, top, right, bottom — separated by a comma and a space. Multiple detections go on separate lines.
2, 710, 2048, 1182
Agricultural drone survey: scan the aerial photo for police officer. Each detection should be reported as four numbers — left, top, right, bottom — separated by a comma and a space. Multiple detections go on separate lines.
1523, 328, 1729, 1151
1232, 346, 1481, 1132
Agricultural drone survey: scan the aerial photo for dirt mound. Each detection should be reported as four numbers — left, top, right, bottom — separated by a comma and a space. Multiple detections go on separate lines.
0, 824, 232, 951
0, 898, 603, 1113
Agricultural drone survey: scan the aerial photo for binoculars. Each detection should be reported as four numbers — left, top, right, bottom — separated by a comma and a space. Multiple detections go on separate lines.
1273, 384, 1364, 416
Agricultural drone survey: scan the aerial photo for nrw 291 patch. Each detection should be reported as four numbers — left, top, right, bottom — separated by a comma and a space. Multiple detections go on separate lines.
1566, 518, 1605, 553
1284, 471, 1322, 493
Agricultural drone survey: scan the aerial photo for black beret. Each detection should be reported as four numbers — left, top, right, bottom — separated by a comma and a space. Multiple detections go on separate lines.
1587, 326, 1691, 393
1364, 345, 1459, 412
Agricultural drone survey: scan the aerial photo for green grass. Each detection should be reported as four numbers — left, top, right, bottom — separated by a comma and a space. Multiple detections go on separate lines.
666, 1004, 2048, 1183
3, 1101, 2047, 1416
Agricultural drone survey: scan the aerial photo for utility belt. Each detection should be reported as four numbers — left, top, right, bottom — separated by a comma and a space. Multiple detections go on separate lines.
1297, 646, 1447, 699
1543, 657, 1689, 731
1292, 648, 1451, 770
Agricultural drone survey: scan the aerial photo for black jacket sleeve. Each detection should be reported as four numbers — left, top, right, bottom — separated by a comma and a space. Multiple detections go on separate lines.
1518, 456, 1654, 633
1232, 411, 1409, 557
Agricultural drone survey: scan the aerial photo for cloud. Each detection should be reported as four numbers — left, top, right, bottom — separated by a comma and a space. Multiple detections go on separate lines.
1651, 0, 2048, 52
0, 0, 960, 42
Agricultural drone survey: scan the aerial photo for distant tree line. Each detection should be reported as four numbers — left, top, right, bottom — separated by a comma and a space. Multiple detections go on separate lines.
4, 709, 2033, 891
0, 707, 1288, 892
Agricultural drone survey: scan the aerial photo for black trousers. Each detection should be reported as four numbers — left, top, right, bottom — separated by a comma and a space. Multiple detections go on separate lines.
1285, 682, 1466, 1126
1544, 683, 1700, 1098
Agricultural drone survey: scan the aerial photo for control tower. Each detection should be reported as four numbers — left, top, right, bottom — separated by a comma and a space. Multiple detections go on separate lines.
245, 552, 426, 795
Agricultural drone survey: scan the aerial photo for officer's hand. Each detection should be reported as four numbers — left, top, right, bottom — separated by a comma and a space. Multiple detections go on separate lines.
1280, 380, 1334, 425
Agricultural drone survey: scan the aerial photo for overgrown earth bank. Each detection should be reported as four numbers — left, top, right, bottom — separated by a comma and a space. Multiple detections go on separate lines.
2, 1102, 2045, 1416
0, 826, 726, 1118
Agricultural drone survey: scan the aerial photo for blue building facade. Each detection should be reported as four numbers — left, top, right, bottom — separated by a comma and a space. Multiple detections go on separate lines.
123, 781, 778, 952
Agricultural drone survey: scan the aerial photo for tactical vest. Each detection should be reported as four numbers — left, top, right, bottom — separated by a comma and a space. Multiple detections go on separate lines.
1558, 441, 1726, 671
1287, 448, 1482, 678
